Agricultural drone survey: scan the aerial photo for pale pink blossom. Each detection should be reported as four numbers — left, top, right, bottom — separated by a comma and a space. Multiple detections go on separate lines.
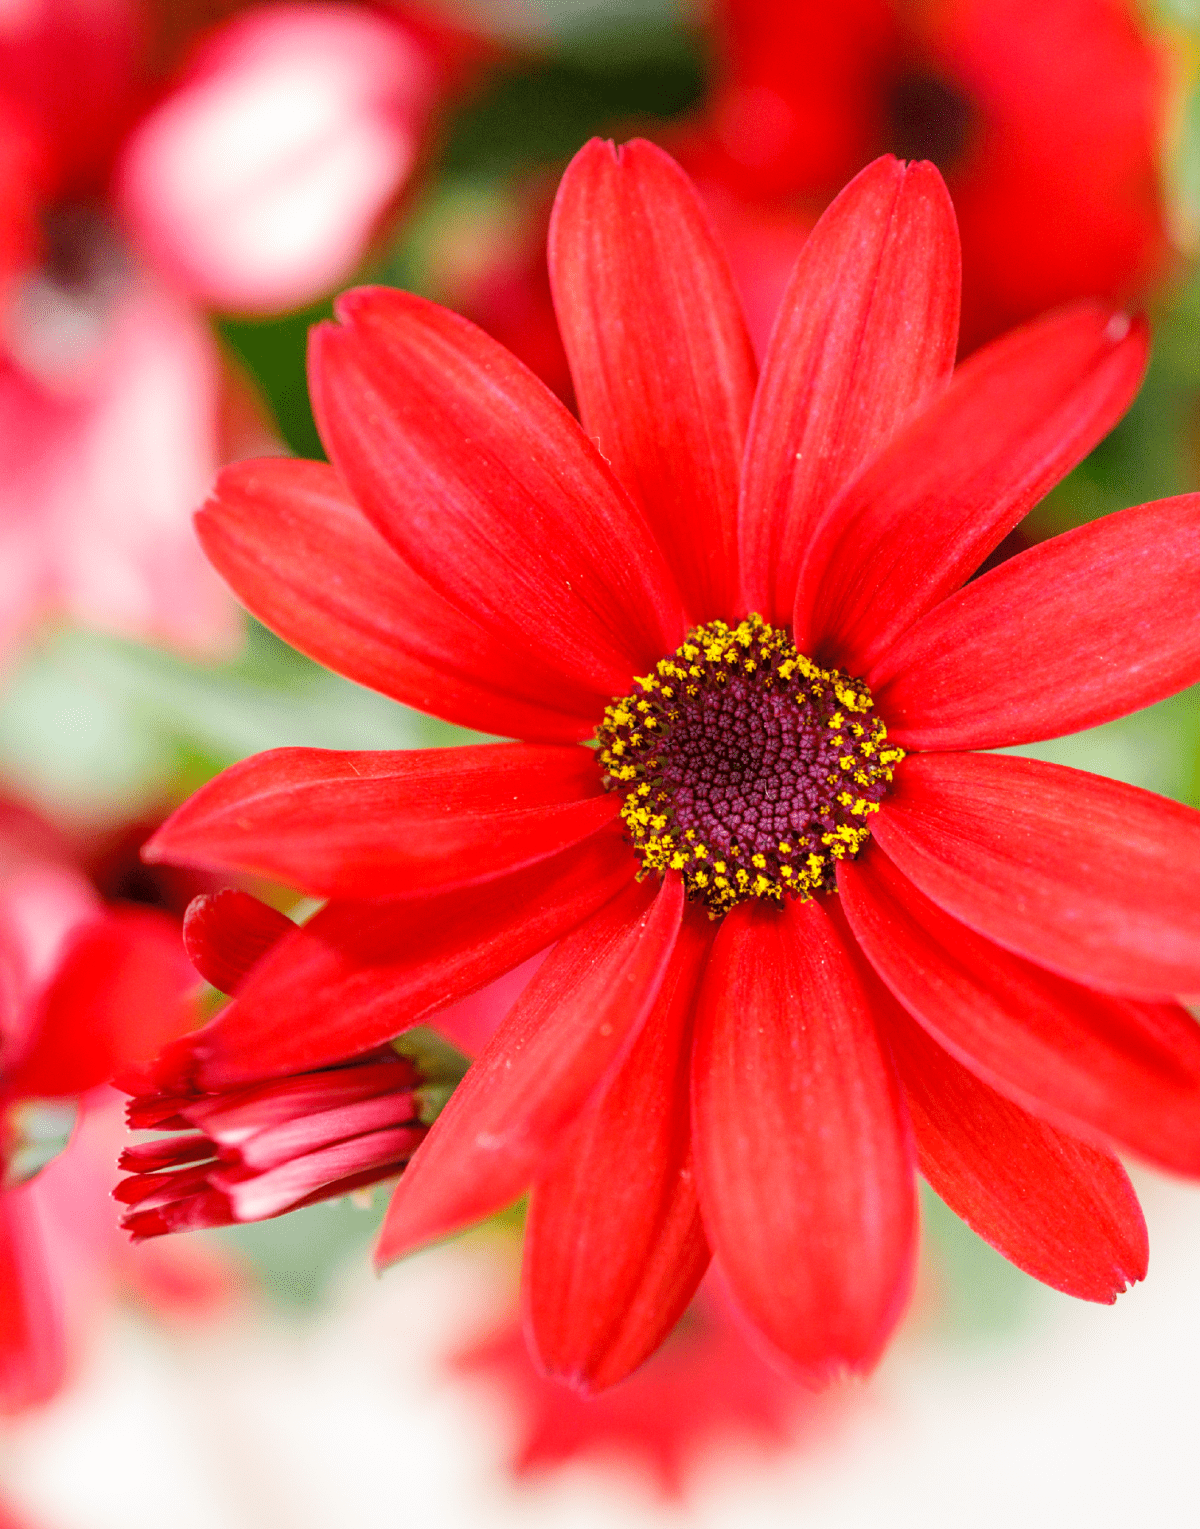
0, 0, 460, 662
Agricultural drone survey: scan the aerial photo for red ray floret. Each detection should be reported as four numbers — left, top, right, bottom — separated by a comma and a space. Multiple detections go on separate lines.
128, 138, 1200, 1393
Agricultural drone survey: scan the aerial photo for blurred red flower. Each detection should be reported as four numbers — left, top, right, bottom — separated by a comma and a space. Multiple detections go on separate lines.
0, 0, 466, 663
460, 0, 1169, 382
453, 1272, 840, 1498
695, 0, 1169, 354
134, 142, 1200, 1389
0, 798, 230, 1412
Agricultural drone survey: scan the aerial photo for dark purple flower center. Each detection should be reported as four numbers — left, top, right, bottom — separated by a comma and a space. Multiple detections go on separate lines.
886, 68, 974, 171
597, 617, 902, 915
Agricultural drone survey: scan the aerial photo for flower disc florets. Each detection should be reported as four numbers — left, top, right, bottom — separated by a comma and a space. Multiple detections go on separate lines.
597, 616, 903, 915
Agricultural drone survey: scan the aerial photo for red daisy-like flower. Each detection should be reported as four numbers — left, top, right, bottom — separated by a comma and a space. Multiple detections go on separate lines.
132, 141, 1200, 1388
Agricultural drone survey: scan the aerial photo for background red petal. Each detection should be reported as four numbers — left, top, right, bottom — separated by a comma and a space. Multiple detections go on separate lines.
5, 908, 197, 1099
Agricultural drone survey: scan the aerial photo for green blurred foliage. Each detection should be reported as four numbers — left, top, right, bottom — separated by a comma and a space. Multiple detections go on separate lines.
214, 1194, 388, 1308
0, 621, 476, 827
920, 1186, 1037, 1341
220, 302, 332, 460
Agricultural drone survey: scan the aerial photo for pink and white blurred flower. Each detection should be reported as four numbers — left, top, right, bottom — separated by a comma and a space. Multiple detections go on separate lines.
0, 0, 467, 664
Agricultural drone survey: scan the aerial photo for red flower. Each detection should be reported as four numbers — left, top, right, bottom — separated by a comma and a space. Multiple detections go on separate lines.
138, 142, 1200, 1389
453, 1271, 838, 1498
695, 0, 1170, 353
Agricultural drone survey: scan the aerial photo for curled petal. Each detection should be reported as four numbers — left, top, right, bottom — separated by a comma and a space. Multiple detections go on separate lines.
182, 891, 294, 996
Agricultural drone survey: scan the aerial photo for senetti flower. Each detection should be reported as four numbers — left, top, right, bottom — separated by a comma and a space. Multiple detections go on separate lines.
140, 141, 1200, 1388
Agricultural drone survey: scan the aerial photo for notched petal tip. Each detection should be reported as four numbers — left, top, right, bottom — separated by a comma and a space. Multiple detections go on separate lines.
183, 890, 294, 996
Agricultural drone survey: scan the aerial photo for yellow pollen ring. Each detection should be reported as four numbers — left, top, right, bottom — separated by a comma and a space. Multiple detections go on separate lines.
595, 616, 901, 916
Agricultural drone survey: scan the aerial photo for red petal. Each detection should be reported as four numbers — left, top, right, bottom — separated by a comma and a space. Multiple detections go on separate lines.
691, 897, 916, 1381
309, 287, 688, 697
873, 752, 1200, 998
797, 304, 1150, 673
215, 1125, 425, 1221
6, 908, 196, 1099
182, 891, 294, 995
881, 986, 1147, 1302
548, 138, 757, 623
840, 844, 1200, 1174
374, 874, 684, 1265
522, 907, 714, 1392
144, 744, 616, 899
184, 827, 639, 1089
739, 155, 959, 627
875, 495, 1200, 749
197, 458, 599, 744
